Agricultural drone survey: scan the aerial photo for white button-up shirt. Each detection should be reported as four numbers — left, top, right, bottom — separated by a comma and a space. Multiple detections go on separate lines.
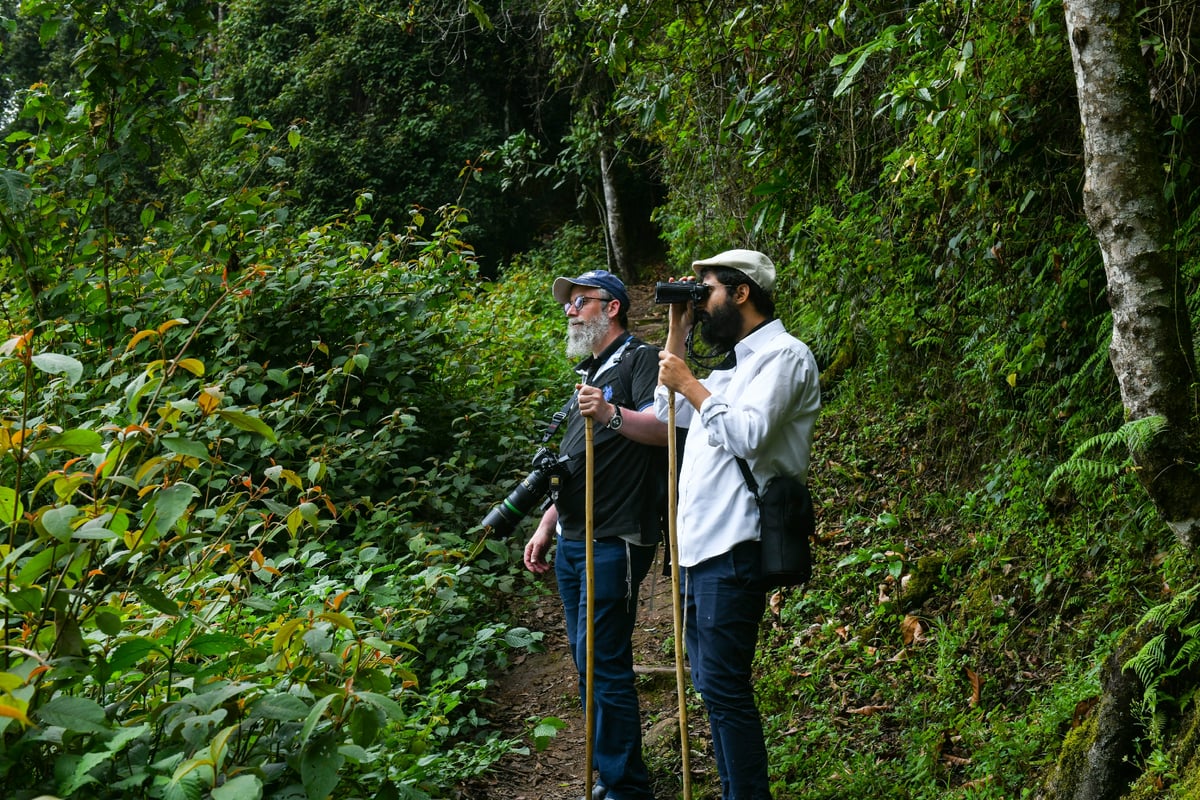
654, 319, 821, 567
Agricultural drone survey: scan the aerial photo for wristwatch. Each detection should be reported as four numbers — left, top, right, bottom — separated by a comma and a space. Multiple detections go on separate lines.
606, 404, 623, 431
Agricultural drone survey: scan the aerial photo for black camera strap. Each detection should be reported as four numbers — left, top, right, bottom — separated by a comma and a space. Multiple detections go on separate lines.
735, 457, 761, 503
540, 406, 570, 444
685, 326, 735, 372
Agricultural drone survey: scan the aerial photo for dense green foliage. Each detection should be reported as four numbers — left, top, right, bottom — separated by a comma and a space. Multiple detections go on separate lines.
200, 0, 574, 271
0, 5, 572, 797
1, 0, 1199, 798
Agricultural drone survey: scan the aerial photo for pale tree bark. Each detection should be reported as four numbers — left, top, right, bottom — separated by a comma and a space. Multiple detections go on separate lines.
599, 142, 633, 282
1064, 0, 1200, 549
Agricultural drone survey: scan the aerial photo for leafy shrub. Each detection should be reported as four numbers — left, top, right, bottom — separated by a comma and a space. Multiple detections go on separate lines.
0, 263, 547, 796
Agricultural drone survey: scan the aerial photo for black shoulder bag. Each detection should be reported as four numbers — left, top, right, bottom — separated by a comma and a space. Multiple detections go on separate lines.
735, 458, 814, 587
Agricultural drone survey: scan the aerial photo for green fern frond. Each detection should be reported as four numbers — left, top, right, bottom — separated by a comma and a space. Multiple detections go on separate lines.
1172, 635, 1200, 673
1125, 583, 1200, 733
1046, 458, 1121, 491
1150, 706, 1171, 745
1047, 416, 1168, 492
1125, 633, 1169, 686
1137, 584, 1200, 630
1116, 415, 1169, 452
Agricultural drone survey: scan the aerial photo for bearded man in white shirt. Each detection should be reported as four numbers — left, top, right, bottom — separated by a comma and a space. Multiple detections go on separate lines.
655, 249, 821, 800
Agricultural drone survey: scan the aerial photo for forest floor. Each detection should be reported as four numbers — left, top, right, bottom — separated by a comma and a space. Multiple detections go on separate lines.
457, 283, 709, 800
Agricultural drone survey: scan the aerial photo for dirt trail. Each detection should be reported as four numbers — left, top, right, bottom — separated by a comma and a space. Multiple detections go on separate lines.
461, 561, 693, 799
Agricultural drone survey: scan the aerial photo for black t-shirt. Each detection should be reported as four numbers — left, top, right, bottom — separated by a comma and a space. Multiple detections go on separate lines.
554, 335, 663, 544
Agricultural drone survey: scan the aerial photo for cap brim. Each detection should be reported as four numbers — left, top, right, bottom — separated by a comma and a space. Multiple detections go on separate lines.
552, 276, 583, 304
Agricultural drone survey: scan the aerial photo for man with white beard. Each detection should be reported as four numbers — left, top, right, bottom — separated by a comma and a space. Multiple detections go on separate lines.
523, 269, 667, 800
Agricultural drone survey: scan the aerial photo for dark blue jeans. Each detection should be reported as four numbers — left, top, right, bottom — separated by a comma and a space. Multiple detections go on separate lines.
684, 540, 771, 800
556, 535, 656, 800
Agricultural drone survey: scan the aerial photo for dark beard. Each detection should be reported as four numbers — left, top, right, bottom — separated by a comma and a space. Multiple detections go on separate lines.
697, 295, 741, 352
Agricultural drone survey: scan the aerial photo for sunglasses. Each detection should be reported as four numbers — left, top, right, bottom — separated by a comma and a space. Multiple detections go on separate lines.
563, 295, 612, 313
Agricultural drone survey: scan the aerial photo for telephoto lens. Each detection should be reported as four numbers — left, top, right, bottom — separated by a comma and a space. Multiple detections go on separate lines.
479, 467, 552, 538
480, 448, 566, 537
653, 281, 711, 305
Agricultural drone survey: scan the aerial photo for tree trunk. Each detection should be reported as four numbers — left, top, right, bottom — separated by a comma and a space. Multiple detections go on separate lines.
1035, 634, 1145, 800
599, 144, 634, 282
1064, 0, 1200, 548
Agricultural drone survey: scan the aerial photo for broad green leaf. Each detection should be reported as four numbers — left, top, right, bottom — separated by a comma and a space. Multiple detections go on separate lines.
249, 693, 310, 722
211, 774, 262, 800
109, 637, 165, 671
162, 435, 209, 460
171, 754, 216, 787
317, 611, 354, 632
31, 428, 103, 454
354, 690, 405, 721
125, 371, 161, 416
0, 486, 24, 525
163, 770, 205, 800
216, 410, 278, 442
14, 545, 56, 586
36, 695, 109, 733
504, 626, 540, 649
833, 49, 872, 97
41, 504, 80, 542
348, 703, 381, 747
31, 352, 84, 386
533, 716, 567, 751
109, 723, 150, 750
73, 516, 118, 540
96, 610, 123, 636
61, 749, 113, 795
186, 633, 245, 656
2, 586, 42, 615
134, 584, 181, 617
337, 743, 370, 763
300, 732, 344, 800
150, 482, 198, 534
211, 723, 239, 771
298, 501, 319, 528
298, 693, 338, 745
188, 681, 255, 714
0, 168, 31, 209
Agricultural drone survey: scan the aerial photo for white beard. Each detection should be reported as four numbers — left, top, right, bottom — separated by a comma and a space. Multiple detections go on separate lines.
566, 315, 611, 358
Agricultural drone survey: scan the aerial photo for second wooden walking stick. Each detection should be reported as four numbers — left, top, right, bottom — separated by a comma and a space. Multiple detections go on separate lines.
667, 391, 693, 799
584, 414, 596, 797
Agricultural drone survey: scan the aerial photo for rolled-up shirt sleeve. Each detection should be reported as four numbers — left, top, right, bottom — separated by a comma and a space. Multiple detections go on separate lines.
698, 347, 817, 458
654, 382, 696, 427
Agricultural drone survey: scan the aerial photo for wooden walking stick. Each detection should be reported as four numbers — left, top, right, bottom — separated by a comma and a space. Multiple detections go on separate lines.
667, 391, 693, 799
584, 414, 596, 797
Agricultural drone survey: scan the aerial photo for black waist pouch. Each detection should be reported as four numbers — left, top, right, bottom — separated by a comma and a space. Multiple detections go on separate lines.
738, 465, 814, 587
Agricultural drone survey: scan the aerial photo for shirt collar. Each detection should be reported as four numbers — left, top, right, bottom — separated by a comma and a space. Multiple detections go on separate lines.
733, 318, 783, 365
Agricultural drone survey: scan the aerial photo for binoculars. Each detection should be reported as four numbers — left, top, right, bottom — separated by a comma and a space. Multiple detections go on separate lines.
653, 281, 711, 305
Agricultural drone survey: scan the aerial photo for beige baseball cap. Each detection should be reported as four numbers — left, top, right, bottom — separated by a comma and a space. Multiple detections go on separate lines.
691, 249, 776, 293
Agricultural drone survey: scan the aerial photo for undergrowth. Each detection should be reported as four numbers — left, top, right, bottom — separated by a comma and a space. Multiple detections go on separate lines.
748, 334, 1177, 799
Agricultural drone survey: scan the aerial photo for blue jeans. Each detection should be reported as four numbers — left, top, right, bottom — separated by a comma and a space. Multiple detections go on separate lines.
684, 540, 771, 800
556, 535, 656, 800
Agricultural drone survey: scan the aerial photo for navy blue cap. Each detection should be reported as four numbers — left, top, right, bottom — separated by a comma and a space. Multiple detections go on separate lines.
552, 269, 630, 311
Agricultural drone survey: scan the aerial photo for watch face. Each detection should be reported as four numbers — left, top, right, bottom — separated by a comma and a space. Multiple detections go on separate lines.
609, 407, 622, 429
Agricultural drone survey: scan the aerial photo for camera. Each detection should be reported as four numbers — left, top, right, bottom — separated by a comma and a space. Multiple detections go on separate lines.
654, 281, 711, 305
480, 447, 569, 537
